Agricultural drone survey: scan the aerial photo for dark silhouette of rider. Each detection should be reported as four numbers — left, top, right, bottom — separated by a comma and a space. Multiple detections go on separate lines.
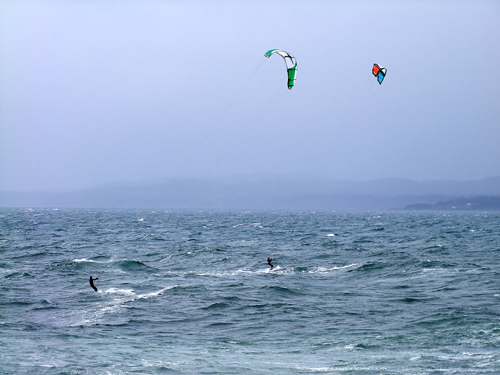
89, 276, 99, 292
267, 257, 274, 269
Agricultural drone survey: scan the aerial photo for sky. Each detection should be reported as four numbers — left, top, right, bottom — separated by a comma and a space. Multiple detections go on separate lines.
1, 0, 499, 192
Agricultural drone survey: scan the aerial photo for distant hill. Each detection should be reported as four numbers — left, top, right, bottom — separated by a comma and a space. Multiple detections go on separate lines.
1, 176, 500, 210
405, 196, 500, 211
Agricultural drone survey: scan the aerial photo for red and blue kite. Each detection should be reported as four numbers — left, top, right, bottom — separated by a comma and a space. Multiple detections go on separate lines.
372, 63, 387, 84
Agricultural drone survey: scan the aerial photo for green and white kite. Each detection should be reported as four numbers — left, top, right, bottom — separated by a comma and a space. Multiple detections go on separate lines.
264, 49, 297, 90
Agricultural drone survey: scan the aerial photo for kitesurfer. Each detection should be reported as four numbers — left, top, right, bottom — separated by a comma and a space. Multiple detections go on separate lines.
89, 276, 99, 292
267, 257, 274, 269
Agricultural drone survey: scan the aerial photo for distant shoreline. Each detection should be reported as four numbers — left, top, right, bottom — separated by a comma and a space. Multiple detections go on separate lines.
405, 196, 500, 211
2, 177, 500, 210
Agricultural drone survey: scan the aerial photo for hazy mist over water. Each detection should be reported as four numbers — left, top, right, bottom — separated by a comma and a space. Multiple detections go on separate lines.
1, 1, 499, 192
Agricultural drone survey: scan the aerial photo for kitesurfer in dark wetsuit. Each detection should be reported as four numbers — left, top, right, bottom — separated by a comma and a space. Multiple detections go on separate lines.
89, 276, 99, 292
267, 257, 274, 269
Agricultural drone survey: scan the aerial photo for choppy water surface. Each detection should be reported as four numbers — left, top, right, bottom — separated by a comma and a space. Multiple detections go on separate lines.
1, 209, 499, 374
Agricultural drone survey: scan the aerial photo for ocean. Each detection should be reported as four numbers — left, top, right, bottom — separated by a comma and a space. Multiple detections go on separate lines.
1, 209, 499, 374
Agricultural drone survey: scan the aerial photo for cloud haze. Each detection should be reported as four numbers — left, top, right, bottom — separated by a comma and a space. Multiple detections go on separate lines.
1, 0, 499, 192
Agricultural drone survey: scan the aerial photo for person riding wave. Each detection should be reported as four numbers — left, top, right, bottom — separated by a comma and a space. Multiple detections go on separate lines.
267, 257, 274, 269
89, 276, 99, 292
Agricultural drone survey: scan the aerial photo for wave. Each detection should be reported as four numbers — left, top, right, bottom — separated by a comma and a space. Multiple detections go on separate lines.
353, 261, 387, 272
190, 267, 280, 278
265, 264, 358, 275
261, 285, 305, 296
306, 264, 358, 273
68, 285, 176, 327
102, 285, 175, 301
73, 258, 98, 263
137, 286, 174, 300
11, 249, 46, 259
0, 267, 20, 278
70, 258, 156, 273
115, 259, 155, 271
159, 255, 173, 262
201, 302, 231, 310
420, 259, 456, 269
102, 287, 136, 296
186, 264, 358, 278
3, 271, 33, 279
31, 299, 58, 311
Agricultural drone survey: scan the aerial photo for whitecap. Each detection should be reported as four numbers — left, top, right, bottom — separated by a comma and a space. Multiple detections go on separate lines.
138, 286, 175, 299
293, 365, 330, 372
103, 288, 135, 296
309, 267, 329, 273
327, 233, 335, 237
159, 255, 173, 262
255, 265, 282, 274
336, 263, 358, 270
308, 264, 357, 273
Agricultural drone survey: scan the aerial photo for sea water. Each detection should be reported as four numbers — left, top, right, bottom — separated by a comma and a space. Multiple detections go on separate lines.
1, 209, 499, 374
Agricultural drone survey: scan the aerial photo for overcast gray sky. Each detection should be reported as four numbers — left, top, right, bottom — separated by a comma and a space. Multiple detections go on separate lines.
1, 0, 499, 192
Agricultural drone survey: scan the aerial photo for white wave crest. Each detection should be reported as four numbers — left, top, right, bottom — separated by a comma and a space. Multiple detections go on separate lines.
138, 286, 176, 299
